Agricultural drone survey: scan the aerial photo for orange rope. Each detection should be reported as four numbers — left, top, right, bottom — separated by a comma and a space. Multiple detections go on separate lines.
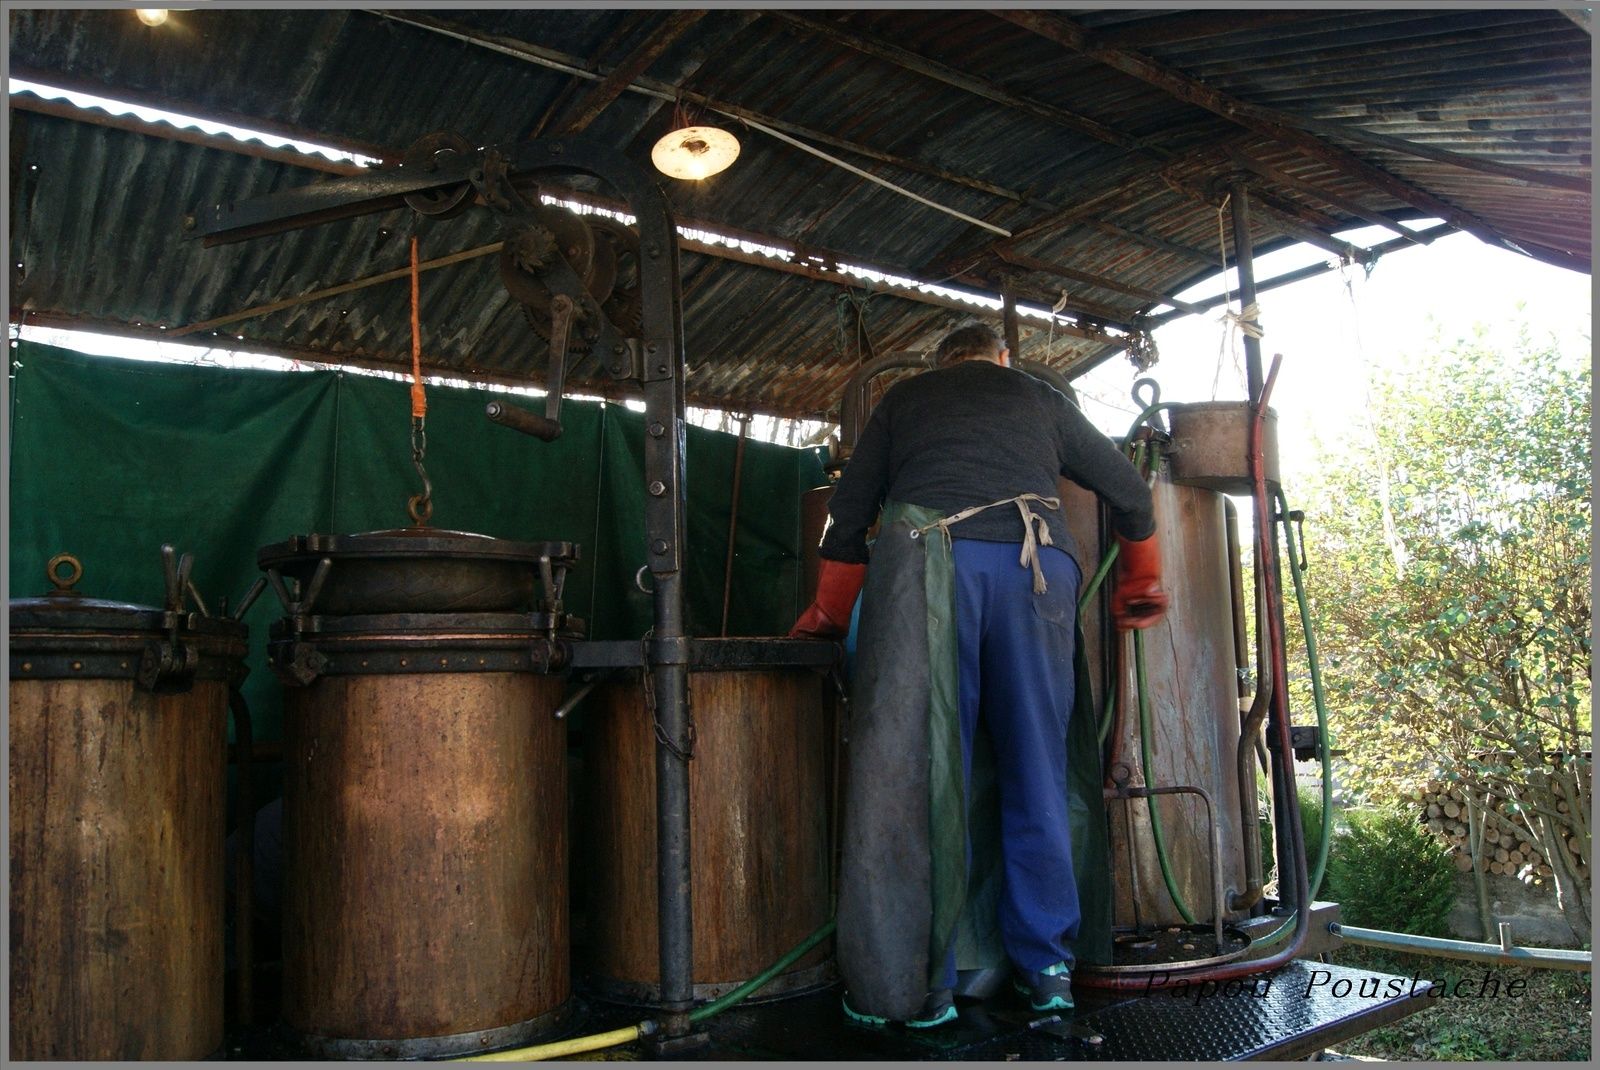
409, 236, 426, 419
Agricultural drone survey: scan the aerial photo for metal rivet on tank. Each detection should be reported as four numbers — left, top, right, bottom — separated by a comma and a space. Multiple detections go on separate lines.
648, 422, 665, 438
21, 662, 31, 672
648, 480, 666, 496
651, 539, 669, 555
399, 658, 408, 667
439, 658, 449, 667
72, 661, 83, 671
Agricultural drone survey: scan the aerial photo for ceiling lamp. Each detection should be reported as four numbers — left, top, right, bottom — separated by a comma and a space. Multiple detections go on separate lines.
135, 9, 169, 26
651, 125, 740, 181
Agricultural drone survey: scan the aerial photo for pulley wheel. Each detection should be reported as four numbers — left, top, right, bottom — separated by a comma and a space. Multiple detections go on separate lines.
402, 131, 476, 220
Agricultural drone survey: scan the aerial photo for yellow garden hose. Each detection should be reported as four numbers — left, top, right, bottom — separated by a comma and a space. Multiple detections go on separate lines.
459, 1022, 656, 1062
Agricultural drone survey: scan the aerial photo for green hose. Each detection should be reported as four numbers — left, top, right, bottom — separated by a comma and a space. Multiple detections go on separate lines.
1276, 488, 1334, 902
688, 918, 837, 1023
1243, 492, 1338, 951
1135, 629, 1197, 924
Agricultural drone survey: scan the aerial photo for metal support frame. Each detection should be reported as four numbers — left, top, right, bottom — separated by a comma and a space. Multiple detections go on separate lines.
1229, 179, 1303, 924
191, 136, 703, 1040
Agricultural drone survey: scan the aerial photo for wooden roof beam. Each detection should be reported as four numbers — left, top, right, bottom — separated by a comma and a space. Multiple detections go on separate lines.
993, 248, 1205, 315
994, 9, 1528, 257
1224, 147, 1432, 244
549, 10, 705, 136
764, 11, 1150, 153
1094, 10, 1321, 49
1161, 174, 1371, 263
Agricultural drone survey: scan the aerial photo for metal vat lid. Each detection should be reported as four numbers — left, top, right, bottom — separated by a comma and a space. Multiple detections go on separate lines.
256, 527, 578, 568
10, 552, 244, 640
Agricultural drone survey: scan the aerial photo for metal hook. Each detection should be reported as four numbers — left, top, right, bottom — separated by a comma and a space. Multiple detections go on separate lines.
635, 565, 655, 595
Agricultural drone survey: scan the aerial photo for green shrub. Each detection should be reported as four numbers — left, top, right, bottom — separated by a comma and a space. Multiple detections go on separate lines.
1326, 807, 1457, 936
1257, 783, 1329, 894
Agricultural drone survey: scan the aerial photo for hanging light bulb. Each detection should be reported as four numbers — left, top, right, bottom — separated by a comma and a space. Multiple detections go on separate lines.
135, 9, 169, 26
651, 125, 740, 181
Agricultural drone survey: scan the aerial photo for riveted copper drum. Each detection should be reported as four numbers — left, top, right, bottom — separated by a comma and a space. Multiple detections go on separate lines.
582, 649, 835, 1005
266, 532, 577, 1059
9, 558, 246, 1060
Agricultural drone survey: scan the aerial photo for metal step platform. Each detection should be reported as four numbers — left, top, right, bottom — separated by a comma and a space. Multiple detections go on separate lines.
221, 958, 1434, 1061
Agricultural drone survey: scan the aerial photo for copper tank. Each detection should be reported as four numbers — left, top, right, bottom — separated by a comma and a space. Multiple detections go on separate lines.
262, 530, 578, 1058
1063, 434, 1251, 935
581, 654, 834, 1003
9, 554, 246, 1060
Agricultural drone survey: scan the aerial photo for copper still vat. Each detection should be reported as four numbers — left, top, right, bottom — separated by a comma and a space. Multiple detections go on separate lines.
9, 553, 246, 1060
1066, 410, 1261, 947
581, 646, 835, 1004
261, 529, 580, 1058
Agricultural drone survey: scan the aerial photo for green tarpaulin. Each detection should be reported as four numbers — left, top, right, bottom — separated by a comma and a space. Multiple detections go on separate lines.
8, 341, 827, 751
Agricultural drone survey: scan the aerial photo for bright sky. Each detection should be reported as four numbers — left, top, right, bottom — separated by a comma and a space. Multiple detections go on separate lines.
1069, 227, 1593, 484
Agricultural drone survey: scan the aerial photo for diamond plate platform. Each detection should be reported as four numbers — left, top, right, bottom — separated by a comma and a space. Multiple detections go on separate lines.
222, 959, 1435, 1061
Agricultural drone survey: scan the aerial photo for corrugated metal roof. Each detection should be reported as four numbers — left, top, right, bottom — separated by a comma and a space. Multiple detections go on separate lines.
8, 8, 1590, 419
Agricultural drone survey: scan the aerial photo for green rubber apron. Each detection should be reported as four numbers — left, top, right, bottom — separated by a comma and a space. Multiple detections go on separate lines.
835, 499, 1111, 1021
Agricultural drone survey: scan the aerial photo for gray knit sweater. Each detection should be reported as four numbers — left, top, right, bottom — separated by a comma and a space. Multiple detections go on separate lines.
818, 360, 1155, 569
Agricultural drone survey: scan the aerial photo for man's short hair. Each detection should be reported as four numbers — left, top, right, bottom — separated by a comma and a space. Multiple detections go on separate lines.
935, 323, 1005, 365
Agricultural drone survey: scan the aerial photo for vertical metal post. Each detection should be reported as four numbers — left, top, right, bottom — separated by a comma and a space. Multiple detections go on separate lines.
1000, 274, 1022, 359
1228, 181, 1264, 404
1231, 177, 1298, 916
562, 141, 698, 1042
638, 230, 695, 1035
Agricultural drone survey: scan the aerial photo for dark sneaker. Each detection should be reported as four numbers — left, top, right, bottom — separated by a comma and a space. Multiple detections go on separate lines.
906, 988, 957, 1030
841, 992, 889, 1028
842, 989, 958, 1030
1014, 961, 1074, 1012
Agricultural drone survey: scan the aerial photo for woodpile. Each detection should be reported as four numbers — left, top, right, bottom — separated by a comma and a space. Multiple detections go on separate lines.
1410, 779, 1589, 888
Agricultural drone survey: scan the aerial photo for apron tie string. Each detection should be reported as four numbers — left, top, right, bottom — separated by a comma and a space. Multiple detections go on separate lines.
914, 493, 1061, 593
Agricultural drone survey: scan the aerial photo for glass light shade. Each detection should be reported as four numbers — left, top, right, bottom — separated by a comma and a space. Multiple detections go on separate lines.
651, 125, 740, 181
136, 9, 169, 26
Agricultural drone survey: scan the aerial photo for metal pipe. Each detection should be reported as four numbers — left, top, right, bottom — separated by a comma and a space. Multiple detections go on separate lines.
1331, 924, 1594, 972
720, 415, 751, 637
1232, 567, 1272, 912
228, 687, 257, 1026
1229, 181, 1264, 402
1122, 784, 1227, 948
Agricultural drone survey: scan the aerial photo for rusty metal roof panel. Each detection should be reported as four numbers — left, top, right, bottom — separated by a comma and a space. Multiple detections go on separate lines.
8, 8, 1590, 418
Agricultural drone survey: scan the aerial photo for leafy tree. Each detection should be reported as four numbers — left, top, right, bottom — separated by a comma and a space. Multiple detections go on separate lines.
1290, 325, 1590, 942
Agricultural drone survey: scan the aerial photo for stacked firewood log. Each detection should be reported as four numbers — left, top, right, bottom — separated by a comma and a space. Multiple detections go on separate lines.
1411, 779, 1588, 888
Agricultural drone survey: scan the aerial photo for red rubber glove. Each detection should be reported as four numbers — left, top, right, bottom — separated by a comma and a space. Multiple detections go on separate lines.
789, 559, 867, 638
1110, 533, 1169, 631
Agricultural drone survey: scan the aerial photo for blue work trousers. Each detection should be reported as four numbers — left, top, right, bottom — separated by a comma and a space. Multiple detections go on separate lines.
941, 537, 1081, 985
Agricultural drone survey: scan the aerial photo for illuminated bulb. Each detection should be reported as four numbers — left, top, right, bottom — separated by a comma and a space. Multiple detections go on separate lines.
651, 125, 740, 181
136, 9, 169, 27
